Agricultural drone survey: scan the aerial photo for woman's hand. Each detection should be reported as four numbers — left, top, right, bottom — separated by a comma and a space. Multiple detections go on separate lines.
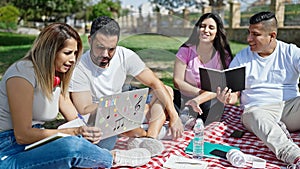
185, 99, 203, 115
76, 126, 103, 144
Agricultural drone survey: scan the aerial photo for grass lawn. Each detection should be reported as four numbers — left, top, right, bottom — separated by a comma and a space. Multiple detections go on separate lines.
0, 32, 248, 88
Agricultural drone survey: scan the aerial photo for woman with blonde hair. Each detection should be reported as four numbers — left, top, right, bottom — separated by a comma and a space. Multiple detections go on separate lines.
0, 23, 150, 168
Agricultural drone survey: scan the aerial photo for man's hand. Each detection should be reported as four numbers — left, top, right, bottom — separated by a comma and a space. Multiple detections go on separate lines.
216, 87, 232, 104
169, 117, 184, 140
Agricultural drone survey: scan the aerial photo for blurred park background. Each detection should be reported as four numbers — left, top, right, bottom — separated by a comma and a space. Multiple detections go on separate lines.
1, 0, 300, 87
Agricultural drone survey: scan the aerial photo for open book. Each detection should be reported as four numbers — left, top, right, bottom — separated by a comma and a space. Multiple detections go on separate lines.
199, 66, 245, 92
25, 132, 71, 151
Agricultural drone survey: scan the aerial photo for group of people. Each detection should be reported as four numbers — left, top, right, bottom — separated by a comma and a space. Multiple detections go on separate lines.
0, 10, 299, 169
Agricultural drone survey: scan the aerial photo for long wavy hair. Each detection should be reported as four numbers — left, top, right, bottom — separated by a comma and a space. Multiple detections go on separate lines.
23, 23, 83, 99
182, 13, 233, 69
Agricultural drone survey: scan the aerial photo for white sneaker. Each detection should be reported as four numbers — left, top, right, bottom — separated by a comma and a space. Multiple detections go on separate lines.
127, 137, 165, 157
141, 124, 171, 140
158, 125, 174, 140
113, 148, 151, 167
157, 126, 168, 140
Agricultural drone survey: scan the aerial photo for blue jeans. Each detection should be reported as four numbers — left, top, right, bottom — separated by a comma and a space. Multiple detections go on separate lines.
0, 128, 113, 169
97, 135, 118, 151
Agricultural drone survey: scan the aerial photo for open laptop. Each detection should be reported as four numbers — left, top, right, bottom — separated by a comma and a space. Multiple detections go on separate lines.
59, 88, 149, 139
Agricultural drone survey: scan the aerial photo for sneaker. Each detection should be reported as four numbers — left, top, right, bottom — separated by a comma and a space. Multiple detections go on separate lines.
113, 148, 151, 167
157, 126, 168, 140
287, 158, 300, 169
141, 124, 168, 140
127, 137, 165, 157
287, 163, 300, 169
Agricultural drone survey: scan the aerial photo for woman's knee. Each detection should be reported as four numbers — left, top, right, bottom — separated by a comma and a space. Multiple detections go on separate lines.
55, 136, 93, 155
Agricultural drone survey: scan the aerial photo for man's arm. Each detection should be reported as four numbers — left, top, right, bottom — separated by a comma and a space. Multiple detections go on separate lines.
70, 91, 98, 115
59, 93, 78, 121
135, 67, 183, 139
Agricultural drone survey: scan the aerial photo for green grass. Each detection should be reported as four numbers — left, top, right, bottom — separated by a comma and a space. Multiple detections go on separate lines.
0, 32, 248, 84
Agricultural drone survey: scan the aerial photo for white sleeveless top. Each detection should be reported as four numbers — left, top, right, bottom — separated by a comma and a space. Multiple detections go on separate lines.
0, 60, 60, 131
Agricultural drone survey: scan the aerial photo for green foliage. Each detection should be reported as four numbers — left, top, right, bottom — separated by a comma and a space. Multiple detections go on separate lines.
89, 0, 121, 20
284, 4, 300, 25
0, 5, 20, 30
8, 0, 90, 24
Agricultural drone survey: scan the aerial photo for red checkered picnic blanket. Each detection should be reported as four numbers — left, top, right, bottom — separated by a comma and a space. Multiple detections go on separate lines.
112, 105, 300, 169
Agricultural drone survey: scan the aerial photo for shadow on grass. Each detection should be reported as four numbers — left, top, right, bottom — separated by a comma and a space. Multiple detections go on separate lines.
0, 45, 31, 76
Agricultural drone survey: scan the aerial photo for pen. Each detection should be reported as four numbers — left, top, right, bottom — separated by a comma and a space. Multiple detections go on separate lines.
175, 161, 204, 165
77, 113, 88, 126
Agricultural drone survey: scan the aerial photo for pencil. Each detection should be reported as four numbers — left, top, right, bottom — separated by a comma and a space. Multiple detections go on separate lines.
77, 113, 88, 126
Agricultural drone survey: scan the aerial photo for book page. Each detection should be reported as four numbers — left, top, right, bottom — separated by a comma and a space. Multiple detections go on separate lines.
25, 133, 71, 151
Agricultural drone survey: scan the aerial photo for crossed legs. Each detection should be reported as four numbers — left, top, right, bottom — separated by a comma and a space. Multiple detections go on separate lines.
241, 97, 300, 164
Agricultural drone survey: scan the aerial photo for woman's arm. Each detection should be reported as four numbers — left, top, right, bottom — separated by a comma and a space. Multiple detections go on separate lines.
7, 77, 59, 144
7, 77, 101, 145
173, 58, 201, 97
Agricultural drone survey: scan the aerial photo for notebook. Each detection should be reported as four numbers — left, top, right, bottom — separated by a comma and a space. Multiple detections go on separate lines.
59, 88, 149, 139
25, 133, 71, 151
185, 140, 240, 158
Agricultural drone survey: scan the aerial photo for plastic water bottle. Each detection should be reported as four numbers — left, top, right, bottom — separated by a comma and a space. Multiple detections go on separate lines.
193, 118, 204, 160
180, 106, 190, 125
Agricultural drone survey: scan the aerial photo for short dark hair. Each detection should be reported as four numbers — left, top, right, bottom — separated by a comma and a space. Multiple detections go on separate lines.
249, 11, 276, 24
90, 16, 120, 38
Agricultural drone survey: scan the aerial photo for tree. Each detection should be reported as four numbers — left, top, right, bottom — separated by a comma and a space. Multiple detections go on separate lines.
150, 0, 205, 11
89, 0, 121, 20
0, 4, 20, 31
150, 0, 225, 13
8, 0, 91, 24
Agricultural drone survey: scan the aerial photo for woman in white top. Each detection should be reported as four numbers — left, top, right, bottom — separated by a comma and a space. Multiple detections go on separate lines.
0, 23, 150, 168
